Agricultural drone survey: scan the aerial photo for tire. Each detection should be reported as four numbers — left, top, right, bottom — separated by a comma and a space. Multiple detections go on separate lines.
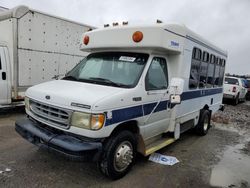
234, 94, 239, 105
98, 131, 137, 180
195, 110, 210, 136
243, 95, 247, 102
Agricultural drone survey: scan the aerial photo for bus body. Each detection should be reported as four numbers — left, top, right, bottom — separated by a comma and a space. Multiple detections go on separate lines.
15, 23, 227, 179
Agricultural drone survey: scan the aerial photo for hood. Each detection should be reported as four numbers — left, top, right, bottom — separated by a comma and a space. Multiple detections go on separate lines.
26, 80, 124, 111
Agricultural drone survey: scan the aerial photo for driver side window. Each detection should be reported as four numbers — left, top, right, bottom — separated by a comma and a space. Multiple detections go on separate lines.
145, 57, 168, 91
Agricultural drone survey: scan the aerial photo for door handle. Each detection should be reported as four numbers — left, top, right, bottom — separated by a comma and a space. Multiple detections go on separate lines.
2, 72, 6, 80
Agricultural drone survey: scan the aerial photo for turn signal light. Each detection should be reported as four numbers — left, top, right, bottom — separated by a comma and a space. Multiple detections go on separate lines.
83, 35, 89, 45
132, 31, 143, 43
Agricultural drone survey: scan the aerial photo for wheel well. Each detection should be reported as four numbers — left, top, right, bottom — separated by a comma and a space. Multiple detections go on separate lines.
111, 120, 139, 136
201, 105, 211, 118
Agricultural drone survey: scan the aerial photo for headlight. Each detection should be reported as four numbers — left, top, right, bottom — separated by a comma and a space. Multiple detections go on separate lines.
71, 112, 105, 130
25, 97, 30, 111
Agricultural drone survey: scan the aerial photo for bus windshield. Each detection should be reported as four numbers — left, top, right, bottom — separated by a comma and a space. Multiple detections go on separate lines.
63, 52, 149, 88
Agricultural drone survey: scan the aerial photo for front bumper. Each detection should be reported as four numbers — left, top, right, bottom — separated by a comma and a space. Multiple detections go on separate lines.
15, 117, 102, 161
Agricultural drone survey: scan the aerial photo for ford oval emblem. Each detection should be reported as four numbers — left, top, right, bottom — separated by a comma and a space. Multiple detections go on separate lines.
45, 95, 50, 100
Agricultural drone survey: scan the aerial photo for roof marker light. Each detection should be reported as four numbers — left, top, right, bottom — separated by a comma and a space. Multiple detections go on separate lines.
122, 21, 128, 25
132, 31, 143, 43
83, 35, 89, 45
156, 19, 163, 23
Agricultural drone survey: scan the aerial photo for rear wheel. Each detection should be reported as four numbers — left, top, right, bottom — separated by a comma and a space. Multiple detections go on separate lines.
98, 131, 136, 180
196, 109, 210, 136
234, 94, 239, 105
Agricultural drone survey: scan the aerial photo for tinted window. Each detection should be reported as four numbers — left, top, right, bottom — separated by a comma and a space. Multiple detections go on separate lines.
218, 59, 226, 86
199, 61, 208, 88
203, 51, 209, 62
145, 57, 168, 91
214, 64, 220, 86
189, 48, 202, 89
206, 62, 215, 88
210, 54, 216, 64
0, 53, 2, 70
218, 66, 225, 86
192, 48, 202, 60
217, 57, 221, 65
225, 78, 239, 85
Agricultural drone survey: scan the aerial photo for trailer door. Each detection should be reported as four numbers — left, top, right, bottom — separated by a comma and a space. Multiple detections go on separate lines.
0, 46, 8, 104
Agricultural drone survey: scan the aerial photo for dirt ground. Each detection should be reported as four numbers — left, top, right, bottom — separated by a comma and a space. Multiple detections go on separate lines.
0, 102, 250, 188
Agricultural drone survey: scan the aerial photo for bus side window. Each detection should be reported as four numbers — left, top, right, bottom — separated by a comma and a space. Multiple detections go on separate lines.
213, 57, 220, 87
218, 59, 225, 86
0, 53, 2, 70
206, 54, 215, 88
189, 48, 201, 89
199, 51, 209, 88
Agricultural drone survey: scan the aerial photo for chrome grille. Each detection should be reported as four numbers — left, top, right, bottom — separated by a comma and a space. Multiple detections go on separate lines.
29, 100, 72, 129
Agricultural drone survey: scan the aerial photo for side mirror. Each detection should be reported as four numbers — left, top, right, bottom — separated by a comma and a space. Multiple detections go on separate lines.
170, 94, 181, 104
169, 78, 184, 106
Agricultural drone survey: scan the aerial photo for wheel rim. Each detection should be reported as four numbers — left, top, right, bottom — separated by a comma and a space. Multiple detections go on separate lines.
203, 115, 209, 131
114, 141, 133, 172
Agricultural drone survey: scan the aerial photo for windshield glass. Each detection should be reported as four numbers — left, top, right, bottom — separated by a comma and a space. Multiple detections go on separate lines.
224, 77, 239, 85
64, 52, 149, 88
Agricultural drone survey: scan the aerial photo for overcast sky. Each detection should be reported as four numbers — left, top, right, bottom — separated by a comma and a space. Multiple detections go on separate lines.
1, 0, 250, 75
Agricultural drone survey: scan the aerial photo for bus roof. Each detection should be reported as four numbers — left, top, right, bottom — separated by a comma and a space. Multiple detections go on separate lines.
80, 23, 227, 57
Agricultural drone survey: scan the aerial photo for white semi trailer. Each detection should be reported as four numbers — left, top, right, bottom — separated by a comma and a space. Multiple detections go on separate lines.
0, 5, 94, 107
0, 6, 8, 12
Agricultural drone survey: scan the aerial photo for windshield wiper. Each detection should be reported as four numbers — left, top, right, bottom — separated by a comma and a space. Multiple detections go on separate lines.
88, 77, 129, 88
62, 75, 78, 81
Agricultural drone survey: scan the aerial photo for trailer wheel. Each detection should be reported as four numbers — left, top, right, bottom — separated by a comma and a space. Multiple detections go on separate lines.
196, 110, 210, 136
98, 131, 136, 180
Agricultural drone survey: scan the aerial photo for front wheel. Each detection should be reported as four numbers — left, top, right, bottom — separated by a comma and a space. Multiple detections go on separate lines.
195, 110, 210, 136
98, 131, 137, 180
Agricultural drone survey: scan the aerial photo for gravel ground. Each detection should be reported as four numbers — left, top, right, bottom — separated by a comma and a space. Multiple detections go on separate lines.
0, 102, 250, 188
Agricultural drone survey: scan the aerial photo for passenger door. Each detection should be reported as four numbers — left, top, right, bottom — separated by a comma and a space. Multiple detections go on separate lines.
142, 57, 171, 139
0, 46, 9, 104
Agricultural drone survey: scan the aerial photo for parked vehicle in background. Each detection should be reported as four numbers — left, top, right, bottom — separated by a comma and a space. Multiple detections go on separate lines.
16, 23, 227, 179
245, 79, 250, 100
0, 6, 94, 108
223, 76, 247, 105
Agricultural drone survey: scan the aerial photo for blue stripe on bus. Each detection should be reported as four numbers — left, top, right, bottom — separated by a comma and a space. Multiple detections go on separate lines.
181, 88, 223, 101
105, 105, 143, 126
105, 100, 168, 126
104, 87, 222, 126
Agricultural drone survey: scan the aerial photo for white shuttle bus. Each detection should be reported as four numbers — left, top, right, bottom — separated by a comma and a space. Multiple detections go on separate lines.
16, 23, 227, 179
